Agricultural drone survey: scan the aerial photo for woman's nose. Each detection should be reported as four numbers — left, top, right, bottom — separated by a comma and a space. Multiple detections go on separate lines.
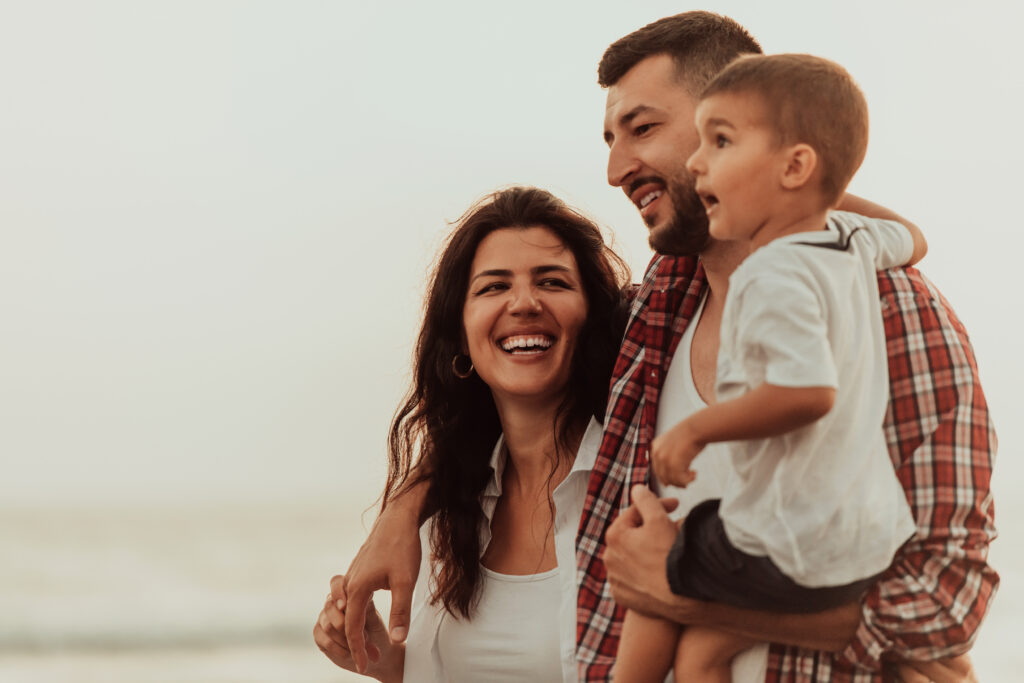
507, 287, 542, 315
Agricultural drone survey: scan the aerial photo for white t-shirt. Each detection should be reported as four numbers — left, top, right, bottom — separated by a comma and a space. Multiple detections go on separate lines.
715, 211, 917, 586
403, 418, 603, 683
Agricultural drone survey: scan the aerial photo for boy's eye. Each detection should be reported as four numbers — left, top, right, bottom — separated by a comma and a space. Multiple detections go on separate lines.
716, 134, 729, 148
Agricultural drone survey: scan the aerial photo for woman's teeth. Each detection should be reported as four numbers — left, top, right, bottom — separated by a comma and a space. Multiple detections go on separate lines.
500, 336, 554, 353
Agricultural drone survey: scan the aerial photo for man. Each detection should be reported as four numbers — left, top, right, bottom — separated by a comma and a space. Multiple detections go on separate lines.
322, 11, 997, 682
588, 11, 996, 682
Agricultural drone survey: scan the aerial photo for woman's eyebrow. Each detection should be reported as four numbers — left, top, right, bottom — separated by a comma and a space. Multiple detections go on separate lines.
469, 264, 572, 284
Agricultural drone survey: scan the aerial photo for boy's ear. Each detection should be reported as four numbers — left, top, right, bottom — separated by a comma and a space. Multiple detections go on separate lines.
780, 143, 818, 190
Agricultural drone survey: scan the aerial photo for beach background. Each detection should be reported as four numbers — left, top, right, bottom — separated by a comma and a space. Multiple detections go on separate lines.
2, 1, 1021, 681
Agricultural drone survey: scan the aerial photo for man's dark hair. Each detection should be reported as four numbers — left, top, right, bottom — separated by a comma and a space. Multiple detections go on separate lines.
598, 11, 762, 93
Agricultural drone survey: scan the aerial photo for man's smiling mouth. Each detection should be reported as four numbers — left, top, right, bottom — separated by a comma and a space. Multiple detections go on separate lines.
638, 190, 662, 208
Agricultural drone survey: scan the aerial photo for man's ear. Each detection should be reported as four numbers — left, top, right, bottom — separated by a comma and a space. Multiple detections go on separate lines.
780, 143, 818, 190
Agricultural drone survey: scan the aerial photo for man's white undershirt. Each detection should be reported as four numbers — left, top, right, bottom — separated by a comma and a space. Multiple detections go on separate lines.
652, 291, 769, 683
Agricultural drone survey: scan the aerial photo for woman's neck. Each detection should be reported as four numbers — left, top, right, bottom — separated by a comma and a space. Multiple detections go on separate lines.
494, 396, 582, 496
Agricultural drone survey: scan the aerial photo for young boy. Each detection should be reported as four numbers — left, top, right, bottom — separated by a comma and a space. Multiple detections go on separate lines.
612, 54, 927, 683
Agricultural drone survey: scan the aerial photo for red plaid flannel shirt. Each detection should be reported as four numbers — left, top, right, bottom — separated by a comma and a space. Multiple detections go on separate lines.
575, 254, 998, 681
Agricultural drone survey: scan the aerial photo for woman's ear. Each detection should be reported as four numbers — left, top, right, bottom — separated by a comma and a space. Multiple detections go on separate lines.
780, 143, 818, 190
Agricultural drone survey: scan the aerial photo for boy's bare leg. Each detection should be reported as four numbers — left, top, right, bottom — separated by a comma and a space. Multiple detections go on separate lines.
613, 609, 681, 683
674, 625, 756, 683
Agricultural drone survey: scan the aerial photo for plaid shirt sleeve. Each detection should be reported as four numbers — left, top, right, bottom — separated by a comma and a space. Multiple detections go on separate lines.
765, 267, 999, 681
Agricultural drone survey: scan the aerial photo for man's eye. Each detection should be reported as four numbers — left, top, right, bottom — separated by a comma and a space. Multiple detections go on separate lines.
635, 123, 655, 136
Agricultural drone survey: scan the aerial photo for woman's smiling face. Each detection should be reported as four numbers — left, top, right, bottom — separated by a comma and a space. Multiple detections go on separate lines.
462, 226, 588, 407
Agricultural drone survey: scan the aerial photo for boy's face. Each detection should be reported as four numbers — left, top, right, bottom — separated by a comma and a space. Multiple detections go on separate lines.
686, 92, 788, 243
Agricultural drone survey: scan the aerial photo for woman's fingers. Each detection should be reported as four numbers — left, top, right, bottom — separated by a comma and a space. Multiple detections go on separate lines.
320, 595, 346, 638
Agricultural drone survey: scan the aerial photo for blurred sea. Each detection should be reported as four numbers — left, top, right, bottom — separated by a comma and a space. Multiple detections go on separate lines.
1, 498, 1018, 682
0, 501, 376, 683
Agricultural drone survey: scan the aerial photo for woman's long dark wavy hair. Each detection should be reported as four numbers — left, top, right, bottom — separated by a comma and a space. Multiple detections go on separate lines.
383, 186, 629, 618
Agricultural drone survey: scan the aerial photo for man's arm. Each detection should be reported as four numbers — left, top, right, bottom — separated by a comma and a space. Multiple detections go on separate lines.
340, 475, 429, 673
315, 575, 405, 683
837, 268, 998, 670
605, 486, 984, 681
604, 485, 860, 652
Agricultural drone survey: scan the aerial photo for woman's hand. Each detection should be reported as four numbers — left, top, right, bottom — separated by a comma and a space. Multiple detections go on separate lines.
313, 574, 405, 682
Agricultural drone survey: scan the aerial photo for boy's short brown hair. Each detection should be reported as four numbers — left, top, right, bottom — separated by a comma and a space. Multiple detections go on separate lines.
702, 53, 869, 205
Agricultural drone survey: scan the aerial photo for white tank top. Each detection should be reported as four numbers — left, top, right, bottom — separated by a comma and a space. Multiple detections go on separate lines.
650, 291, 769, 683
436, 565, 562, 682
652, 291, 733, 520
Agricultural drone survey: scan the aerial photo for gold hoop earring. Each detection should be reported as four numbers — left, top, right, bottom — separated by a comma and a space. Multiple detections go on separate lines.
452, 353, 474, 379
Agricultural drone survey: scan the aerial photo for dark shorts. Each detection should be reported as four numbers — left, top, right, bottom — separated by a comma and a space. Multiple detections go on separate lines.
666, 499, 881, 613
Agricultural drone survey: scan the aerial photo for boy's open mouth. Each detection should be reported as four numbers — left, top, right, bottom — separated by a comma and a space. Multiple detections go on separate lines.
698, 192, 719, 211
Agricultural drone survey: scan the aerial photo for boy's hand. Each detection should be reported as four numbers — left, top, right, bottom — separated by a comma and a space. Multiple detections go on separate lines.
650, 420, 704, 486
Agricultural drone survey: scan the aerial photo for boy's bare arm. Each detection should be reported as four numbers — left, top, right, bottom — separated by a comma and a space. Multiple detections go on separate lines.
838, 193, 927, 265
651, 383, 835, 485
684, 383, 834, 444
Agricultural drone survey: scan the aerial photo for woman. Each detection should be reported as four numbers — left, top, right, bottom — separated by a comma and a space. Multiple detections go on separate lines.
314, 186, 628, 682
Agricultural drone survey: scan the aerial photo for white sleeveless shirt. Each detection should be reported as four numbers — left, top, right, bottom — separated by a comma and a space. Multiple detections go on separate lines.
404, 419, 603, 682
436, 566, 562, 682
652, 291, 769, 683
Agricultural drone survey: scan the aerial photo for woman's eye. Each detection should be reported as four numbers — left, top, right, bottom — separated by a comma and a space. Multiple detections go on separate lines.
474, 282, 508, 295
539, 278, 571, 289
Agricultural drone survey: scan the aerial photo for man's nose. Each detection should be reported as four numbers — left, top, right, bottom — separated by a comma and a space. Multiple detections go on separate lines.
607, 141, 639, 188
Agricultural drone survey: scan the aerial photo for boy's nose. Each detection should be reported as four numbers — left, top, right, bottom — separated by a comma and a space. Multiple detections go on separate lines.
685, 147, 704, 176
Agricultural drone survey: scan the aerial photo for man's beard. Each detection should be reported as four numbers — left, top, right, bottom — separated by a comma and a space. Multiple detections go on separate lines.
647, 174, 710, 257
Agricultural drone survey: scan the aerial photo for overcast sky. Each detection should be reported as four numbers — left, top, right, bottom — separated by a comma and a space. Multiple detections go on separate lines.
2, 1, 1020, 516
